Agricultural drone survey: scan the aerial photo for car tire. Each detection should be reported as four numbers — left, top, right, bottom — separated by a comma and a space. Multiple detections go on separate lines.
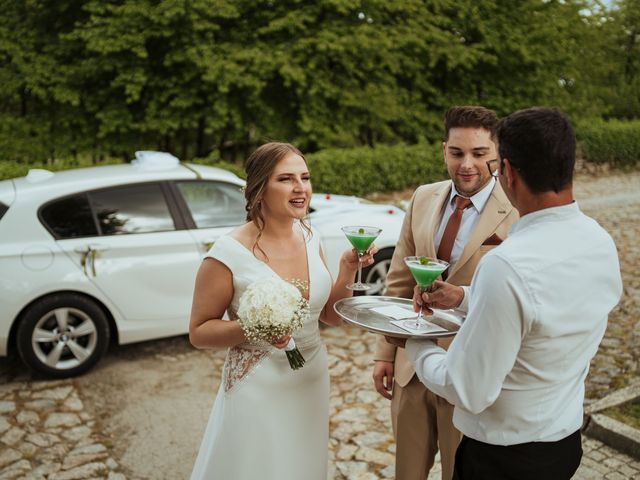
360, 248, 394, 296
16, 293, 110, 378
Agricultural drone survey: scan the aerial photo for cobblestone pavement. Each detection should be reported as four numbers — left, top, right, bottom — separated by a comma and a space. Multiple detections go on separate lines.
574, 172, 640, 401
0, 380, 126, 480
1, 171, 639, 480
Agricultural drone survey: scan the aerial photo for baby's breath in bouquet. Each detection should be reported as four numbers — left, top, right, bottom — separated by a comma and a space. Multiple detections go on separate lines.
237, 277, 309, 370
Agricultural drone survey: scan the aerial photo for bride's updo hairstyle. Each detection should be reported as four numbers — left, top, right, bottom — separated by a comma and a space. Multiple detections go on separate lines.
244, 142, 312, 258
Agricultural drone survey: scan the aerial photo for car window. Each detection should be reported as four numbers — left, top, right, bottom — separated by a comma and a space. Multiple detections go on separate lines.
89, 183, 175, 235
176, 181, 245, 228
0, 202, 7, 222
40, 194, 99, 239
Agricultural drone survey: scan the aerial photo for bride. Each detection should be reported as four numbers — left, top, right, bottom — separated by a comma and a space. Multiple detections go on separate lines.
189, 142, 376, 479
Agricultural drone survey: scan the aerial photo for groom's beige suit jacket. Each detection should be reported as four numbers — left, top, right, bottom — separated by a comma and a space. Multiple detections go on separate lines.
375, 179, 518, 386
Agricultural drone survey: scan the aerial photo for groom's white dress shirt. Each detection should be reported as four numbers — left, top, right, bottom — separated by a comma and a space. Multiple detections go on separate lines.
406, 202, 623, 446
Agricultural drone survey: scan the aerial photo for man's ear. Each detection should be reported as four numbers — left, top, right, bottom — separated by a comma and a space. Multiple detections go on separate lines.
503, 158, 516, 189
442, 142, 447, 163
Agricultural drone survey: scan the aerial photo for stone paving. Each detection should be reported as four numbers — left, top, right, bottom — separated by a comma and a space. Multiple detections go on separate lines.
0, 170, 639, 479
574, 172, 640, 402
322, 326, 640, 480
0, 380, 126, 480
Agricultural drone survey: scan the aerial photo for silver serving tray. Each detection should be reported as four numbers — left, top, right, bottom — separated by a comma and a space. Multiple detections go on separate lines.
333, 296, 465, 339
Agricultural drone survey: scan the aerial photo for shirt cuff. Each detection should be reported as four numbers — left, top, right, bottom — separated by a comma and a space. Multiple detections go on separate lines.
458, 286, 470, 312
406, 337, 440, 363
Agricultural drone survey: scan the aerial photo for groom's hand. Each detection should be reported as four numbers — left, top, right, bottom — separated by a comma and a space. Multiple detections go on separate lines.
372, 360, 394, 400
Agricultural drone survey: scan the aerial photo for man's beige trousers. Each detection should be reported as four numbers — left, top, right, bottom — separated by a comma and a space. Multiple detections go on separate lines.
390, 375, 462, 480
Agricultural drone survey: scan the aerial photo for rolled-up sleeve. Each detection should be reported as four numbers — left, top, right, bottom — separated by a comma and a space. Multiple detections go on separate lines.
406, 254, 533, 414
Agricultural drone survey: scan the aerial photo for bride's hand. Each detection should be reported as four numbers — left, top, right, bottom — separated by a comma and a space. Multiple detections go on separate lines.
341, 244, 378, 272
271, 335, 291, 350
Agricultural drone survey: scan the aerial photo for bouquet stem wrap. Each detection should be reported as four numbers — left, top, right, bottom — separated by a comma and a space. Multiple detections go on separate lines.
237, 277, 310, 371
284, 337, 306, 370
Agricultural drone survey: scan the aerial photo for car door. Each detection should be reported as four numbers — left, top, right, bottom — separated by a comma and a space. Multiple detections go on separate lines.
44, 182, 201, 333
172, 180, 246, 253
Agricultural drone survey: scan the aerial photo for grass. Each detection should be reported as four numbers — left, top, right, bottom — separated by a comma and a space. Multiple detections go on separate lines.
602, 398, 640, 430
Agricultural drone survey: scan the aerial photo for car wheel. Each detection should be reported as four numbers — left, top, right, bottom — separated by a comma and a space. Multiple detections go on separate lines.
360, 248, 394, 296
16, 293, 110, 378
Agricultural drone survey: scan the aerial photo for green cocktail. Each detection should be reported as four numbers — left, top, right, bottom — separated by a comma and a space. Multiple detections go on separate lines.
345, 233, 378, 253
408, 263, 446, 288
341, 226, 382, 291
404, 256, 449, 331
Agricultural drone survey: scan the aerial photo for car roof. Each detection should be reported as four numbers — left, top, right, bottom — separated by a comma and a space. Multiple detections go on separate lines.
10, 162, 244, 198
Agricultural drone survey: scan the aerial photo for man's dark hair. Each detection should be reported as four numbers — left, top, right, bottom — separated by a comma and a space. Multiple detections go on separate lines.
496, 107, 575, 193
443, 106, 499, 141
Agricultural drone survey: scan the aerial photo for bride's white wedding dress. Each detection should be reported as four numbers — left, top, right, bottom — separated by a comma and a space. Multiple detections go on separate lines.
191, 228, 332, 480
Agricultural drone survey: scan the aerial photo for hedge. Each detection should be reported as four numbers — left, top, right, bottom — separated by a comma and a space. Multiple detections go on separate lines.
578, 119, 640, 168
0, 157, 123, 183
194, 143, 447, 196
2, 121, 638, 194
306, 143, 446, 196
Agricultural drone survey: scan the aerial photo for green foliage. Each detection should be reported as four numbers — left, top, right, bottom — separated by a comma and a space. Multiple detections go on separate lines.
192, 159, 246, 179
306, 143, 446, 196
0, 156, 123, 181
0, 162, 33, 182
577, 119, 640, 167
191, 149, 246, 179
0, 0, 639, 164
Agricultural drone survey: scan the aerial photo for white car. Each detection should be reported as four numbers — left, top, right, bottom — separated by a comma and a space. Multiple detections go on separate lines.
0, 152, 404, 377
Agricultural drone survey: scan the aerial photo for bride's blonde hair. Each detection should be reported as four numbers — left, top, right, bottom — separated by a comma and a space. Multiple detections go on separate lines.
244, 142, 312, 259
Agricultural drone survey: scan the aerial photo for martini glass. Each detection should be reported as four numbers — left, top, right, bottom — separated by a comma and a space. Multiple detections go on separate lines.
342, 226, 382, 291
403, 256, 449, 331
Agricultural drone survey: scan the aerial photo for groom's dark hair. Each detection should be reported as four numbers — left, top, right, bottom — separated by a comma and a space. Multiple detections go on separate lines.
443, 106, 499, 141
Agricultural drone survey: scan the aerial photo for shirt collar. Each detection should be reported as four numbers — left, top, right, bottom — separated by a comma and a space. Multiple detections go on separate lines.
509, 201, 580, 236
449, 177, 496, 213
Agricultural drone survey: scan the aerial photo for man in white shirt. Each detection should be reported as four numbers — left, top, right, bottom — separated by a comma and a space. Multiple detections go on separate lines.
373, 106, 518, 480
386, 107, 623, 479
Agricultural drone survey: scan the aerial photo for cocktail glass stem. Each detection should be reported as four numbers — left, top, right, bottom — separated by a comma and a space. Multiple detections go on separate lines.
415, 287, 426, 328
356, 252, 364, 287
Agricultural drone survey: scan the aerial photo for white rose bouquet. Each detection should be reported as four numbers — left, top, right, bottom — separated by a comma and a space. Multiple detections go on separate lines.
237, 277, 310, 370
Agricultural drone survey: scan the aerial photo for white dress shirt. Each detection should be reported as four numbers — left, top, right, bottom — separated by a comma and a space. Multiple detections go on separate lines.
434, 178, 496, 268
407, 202, 622, 445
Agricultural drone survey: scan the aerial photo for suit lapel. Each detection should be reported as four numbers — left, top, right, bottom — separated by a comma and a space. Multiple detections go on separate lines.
448, 182, 513, 279
420, 182, 451, 258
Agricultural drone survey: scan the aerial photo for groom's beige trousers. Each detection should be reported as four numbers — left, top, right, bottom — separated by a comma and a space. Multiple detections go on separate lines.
390, 374, 461, 480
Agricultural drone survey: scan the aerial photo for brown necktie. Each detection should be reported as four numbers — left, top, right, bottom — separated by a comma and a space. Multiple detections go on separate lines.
437, 195, 472, 279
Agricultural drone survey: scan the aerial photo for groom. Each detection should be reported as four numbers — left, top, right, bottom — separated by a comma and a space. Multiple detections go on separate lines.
372, 106, 518, 480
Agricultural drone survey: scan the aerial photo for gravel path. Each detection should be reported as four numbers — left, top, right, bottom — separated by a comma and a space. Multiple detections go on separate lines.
573, 171, 640, 400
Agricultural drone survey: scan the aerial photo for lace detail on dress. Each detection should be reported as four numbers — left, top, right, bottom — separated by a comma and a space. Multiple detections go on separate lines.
223, 346, 272, 392
223, 308, 272, 393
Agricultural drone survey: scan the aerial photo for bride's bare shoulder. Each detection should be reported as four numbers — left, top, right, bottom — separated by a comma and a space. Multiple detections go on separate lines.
229, 222, 257, 250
